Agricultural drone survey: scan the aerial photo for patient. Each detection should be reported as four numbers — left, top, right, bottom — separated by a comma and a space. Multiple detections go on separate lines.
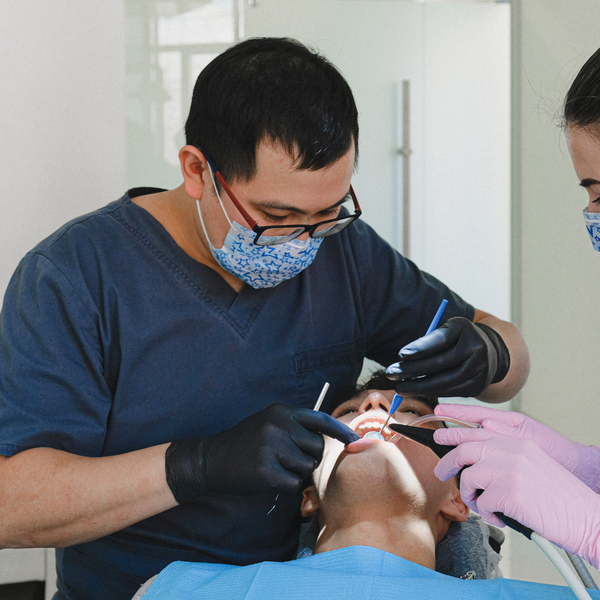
302, 380, 469, 570
133, 373, 583, 600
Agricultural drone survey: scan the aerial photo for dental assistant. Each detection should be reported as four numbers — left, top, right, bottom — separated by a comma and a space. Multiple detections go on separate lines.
433, 47, 600, 572
0, 38, 528, 600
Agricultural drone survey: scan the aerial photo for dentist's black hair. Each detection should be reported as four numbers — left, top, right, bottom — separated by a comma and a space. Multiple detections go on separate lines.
564, 47, 600, 131
185, 37, 359, 182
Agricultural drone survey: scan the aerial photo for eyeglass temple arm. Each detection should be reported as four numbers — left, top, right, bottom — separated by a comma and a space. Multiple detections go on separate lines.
212, 164, 360, 230
213, 171, 259, 229
349, 185, 362, 214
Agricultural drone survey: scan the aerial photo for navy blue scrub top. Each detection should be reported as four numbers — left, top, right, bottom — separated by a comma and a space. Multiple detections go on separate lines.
0, 189, 474, 599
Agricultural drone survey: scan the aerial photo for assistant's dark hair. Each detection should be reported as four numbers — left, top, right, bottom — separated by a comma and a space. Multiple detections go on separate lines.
328, 369, 438, 414
185, 37, 359, 182
564, 47, 600, 131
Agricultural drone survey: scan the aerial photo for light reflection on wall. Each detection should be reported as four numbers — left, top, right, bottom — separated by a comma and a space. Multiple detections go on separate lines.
125, 0, 237, 189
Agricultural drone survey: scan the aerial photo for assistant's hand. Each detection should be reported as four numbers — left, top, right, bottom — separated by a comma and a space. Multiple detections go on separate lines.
435, 404, 600, 493
386, 317, 510, 397
165, 403, 359, 503
433, 427, 600, 569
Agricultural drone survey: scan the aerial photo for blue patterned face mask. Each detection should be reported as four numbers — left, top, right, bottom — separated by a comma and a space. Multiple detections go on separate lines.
583, 208, 600, 252
195, 168, 324, 289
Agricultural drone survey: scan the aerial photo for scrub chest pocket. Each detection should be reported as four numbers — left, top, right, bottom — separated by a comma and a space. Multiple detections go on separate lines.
293, 338, 365, 413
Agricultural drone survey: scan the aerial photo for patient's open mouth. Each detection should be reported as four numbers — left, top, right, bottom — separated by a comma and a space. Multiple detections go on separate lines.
352, 417, 396, 442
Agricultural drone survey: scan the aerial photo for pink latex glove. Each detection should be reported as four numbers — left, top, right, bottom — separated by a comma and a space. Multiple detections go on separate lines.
433, 427, 600, 568
435, 403, 600, 493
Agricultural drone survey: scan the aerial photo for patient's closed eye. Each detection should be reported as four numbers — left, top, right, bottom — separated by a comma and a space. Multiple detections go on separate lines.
396, 403, 431, 418
333, 404, 359, 417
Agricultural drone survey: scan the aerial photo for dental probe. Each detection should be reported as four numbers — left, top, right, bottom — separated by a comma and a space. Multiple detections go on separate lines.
377, 393, 403, 436
268, 384, 331, 517
313, 382, 330, 412
389, 423, 593, 600
366, 299, 450, 441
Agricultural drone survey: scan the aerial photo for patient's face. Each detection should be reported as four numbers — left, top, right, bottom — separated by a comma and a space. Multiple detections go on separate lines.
309, 390, 458, 525
331, 390, 441, 439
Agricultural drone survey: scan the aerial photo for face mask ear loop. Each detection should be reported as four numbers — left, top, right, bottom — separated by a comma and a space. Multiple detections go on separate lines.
195, 161, 233, 251
195, 199, 216, 250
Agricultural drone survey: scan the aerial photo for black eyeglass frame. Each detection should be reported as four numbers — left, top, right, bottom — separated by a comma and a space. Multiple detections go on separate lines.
202, 152, 362, 246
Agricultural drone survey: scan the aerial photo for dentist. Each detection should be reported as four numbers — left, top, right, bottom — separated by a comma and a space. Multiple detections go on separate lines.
432, 47, 600, 571
0, 37, 528, 599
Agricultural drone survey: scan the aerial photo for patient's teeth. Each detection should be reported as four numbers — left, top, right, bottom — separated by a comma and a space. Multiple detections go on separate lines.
364, 422, 382, 428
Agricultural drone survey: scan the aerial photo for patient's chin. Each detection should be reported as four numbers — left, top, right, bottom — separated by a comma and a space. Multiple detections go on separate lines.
331, 444, 427, 504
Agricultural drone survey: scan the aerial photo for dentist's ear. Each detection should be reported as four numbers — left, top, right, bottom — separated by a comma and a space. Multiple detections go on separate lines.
301, 485, 321, 518
179, 145, 210, 199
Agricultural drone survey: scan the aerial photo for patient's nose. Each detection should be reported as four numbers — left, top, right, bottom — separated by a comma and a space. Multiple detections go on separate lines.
359, 391, 392, 414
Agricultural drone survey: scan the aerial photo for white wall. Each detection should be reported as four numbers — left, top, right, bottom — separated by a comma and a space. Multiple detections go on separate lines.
0, 0, 127, 303
420, 3, 511, 321
0, 0, 126, 595
245, 0, 426, 251
246, 0, 511, 322
508, 0, 600, 586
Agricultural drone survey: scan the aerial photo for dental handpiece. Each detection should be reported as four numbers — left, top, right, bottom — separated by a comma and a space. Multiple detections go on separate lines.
389, 423, 534, 539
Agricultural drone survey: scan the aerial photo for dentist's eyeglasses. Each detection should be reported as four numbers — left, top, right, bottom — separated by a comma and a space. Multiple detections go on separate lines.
203, 152, 362, 246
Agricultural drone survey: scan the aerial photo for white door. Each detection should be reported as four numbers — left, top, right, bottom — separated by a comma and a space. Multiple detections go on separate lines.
245, 0, 511, 322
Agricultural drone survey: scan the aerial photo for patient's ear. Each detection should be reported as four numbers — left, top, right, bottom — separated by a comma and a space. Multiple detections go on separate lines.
301, 486, 321, 518
440, 486, 470, 523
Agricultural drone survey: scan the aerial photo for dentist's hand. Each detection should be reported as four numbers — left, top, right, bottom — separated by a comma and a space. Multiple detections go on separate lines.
165, 403, 359, 502
386, 317, 510, 397
433, 427, 600, 569
434, 404, 600, 493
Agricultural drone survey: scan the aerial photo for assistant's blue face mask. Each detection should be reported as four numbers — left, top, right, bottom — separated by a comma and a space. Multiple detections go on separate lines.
195, 166, 323, 289
583, 208, 600, 252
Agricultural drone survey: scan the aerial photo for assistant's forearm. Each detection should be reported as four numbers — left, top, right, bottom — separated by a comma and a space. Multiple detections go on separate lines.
474, 314, 530, 403
0, 445, 177, 548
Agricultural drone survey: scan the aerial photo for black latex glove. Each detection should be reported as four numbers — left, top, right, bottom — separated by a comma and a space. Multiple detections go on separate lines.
165, 403, 360, 504
385, 317, 510, 397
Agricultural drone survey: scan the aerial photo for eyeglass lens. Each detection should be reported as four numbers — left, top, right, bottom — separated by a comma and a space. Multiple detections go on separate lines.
254, 216, 355, 246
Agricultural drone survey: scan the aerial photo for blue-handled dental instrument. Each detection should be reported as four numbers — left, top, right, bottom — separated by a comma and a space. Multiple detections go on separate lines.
381, 298, 447, 433
377, 393, 403, 436
364, 299, 450, 441
425, 298, 448, 336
